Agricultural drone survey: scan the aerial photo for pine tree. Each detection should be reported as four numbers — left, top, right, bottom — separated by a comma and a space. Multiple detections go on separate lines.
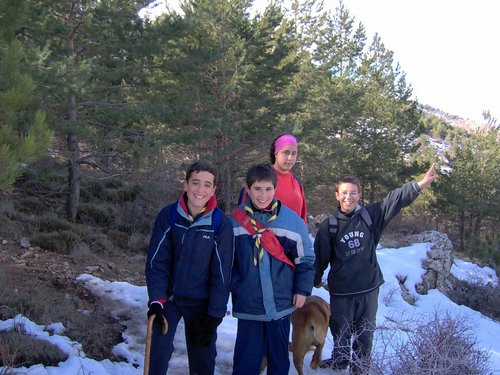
294, 0, 367, 188
145, 0, 301, 210
434, 127, 499, 251
19, 0, 154, 220
344, 33, 423, 201
0, 0, 52, 192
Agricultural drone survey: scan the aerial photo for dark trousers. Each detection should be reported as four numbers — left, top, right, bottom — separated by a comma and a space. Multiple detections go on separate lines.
148, 302, 217, 375
329, 288, 379, 374
232, 316, 291, 375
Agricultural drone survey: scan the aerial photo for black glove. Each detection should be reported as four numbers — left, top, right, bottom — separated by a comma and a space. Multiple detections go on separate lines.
147, 302, 168, 334
186, 314, 223, 347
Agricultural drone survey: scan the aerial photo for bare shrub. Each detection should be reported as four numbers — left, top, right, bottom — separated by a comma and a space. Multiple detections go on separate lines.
0, 200, 15, 218
77, 203, 112, 225
0, 340, 16, 374
126, 232, 148, 253
106, 229, 129, 249
115, 200, 156, 234
381, 286, 400, 307
31, 230, 81, 254
370, 311, 492, 375
447, 278, 500, 322
0, 331, 68, 368
15, 196, 46, 215
36, 215, 73, 232
0, 214, 17, 238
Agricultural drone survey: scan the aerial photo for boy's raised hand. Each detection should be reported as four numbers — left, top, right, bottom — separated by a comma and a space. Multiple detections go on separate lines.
417, 163, 438, 190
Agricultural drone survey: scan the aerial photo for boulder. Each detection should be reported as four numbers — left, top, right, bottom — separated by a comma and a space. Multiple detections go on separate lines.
405, 230, 454, 295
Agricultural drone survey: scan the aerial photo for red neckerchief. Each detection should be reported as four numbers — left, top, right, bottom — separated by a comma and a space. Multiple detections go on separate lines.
231, 207, 295, 269
179, 193, 217, 222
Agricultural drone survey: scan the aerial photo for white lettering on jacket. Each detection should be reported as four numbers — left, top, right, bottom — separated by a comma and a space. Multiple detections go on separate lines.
339, 231, 364, 244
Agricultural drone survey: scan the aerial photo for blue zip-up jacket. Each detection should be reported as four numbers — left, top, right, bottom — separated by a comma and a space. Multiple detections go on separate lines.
314, 182, 421, 296
230, 200, 315, 321
145, 195, 234, 318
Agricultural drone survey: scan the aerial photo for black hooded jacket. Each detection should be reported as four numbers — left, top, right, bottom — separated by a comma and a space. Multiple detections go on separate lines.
314, 182, 421, 296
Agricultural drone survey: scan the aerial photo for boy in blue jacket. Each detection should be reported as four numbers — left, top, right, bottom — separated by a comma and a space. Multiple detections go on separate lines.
145, 161, 234, 375
230, 163, 315, 375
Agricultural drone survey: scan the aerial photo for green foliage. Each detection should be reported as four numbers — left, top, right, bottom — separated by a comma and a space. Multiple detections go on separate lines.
290, 2, 425, 202
142, 0, 303, 210
77, 203, 112, 225
464, 232, 500, 264
81, 178, 139, 203
433, 127, 499, 247
14, 196, 45, 214
36, 215, 73, 233
0, 38, 53, 191
0, 0, 496, 260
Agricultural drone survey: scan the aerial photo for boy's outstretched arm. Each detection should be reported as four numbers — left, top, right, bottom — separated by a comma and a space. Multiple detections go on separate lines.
417, 163, 439, 190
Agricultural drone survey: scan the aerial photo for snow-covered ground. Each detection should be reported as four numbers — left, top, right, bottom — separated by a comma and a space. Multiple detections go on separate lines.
1, 241, 499, 374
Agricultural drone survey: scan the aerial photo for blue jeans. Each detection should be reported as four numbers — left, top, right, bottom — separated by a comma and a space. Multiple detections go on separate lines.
148, 301, 217, 375
232, 316, 291, 375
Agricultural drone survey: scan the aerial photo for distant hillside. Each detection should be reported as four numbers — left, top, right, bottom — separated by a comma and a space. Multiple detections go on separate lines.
420, 104, 489, 132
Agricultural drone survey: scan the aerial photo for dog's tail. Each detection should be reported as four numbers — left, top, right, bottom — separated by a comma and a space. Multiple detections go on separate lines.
309, 324, 321, 347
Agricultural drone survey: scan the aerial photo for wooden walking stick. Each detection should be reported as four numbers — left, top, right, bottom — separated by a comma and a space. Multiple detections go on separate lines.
143, 314, 168, 375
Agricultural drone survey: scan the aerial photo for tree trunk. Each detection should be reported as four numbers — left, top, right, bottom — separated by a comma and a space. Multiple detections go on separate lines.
223, 160, 233, 213
218, 132, 233, 213
65, 37, 80, 222
458, 210, 465, 251
473, 212, 482, 237
66, 97, 80, 222
368, 178, 375, 204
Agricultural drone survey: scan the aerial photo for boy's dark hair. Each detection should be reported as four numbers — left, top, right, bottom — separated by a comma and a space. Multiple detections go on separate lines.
186, 160, 217, 185
246, 163, 277, 188
269, 133, 294, 164
336, 175, 362, 192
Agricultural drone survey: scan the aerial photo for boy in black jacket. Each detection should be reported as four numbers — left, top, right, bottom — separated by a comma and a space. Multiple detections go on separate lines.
314, 164, 437, 374
145, 161, 234, 375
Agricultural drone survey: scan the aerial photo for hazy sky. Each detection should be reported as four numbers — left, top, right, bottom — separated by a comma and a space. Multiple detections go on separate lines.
339, 0, 500, 123
147, 0, 500, 122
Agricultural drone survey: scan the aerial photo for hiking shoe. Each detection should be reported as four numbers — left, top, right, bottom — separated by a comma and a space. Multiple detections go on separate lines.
320, 358, 349, 372
320, 358, 334, 369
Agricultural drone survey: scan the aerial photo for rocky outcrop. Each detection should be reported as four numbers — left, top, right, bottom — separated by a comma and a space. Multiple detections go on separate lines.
308, 214, 456, 299
404, 230, 454, 295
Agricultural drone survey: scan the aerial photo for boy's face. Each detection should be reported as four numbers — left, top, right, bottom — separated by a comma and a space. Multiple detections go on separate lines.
336, 182, 361, 213
184, 171, 216, 214
274, 144, 298, 173
247, 180, 275, 210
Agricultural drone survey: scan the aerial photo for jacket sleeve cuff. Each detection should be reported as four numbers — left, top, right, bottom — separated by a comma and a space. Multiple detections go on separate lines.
412, 181, 421, 193
149, 300, 166, 308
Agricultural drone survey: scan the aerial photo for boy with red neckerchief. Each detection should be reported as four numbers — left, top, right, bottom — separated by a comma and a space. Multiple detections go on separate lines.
145, 161, 234, 375
230, 163, 315, 375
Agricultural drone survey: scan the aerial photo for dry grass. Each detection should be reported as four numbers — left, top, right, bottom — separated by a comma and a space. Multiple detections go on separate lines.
0, 264, 125, 365
0, 331, 68, 368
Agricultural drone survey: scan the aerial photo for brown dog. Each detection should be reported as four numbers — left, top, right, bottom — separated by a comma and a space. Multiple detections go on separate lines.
290, 295, 331, 375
